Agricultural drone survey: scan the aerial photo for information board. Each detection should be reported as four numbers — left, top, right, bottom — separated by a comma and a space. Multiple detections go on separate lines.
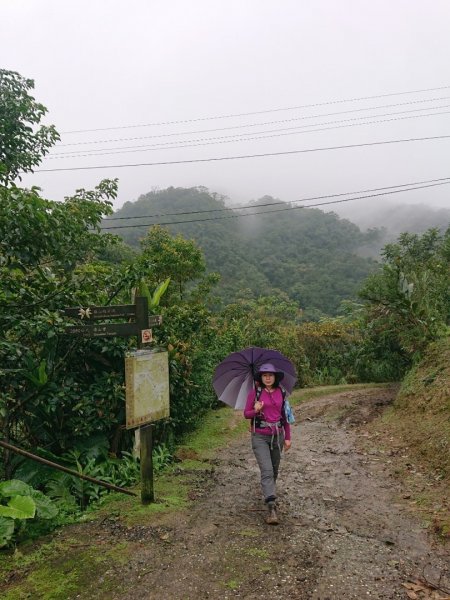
125, 350, 170, 429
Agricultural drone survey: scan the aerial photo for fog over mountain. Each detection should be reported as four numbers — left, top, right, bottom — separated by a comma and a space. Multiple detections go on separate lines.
329, 199, 450, 237
107, 185, 449, 317
1, 1, 450, 219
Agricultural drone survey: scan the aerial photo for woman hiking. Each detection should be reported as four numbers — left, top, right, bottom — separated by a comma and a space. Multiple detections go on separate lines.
244, 363, 291, 525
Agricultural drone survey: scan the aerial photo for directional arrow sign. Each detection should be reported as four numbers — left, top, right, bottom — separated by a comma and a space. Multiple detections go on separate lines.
63, 305, 136, 320
63, 306, 162, 327
65, 323, 139, 337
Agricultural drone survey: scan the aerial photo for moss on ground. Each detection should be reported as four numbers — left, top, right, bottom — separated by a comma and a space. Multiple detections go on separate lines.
1, 538, 131, 600
244, 547, 269, 558
177, 404, 247, 458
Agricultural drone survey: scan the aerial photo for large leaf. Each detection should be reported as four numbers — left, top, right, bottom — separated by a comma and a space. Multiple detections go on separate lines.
0, 479, 32, 498
30, 490, 59, 520
151, 278, 171, 308
0, 495, 36, 519
45, 477, 78, 510
137, 277, 171, 309
0, 517, 15, 547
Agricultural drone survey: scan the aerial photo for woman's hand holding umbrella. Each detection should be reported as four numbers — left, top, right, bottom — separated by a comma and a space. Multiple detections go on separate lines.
254, 400, 264, 413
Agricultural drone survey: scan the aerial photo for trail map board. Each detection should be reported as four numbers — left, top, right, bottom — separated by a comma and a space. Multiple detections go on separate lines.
125, 350, 170, 428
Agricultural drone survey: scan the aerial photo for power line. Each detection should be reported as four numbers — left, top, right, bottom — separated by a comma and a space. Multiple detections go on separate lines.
104, 176, 450, 221
61, 84, 450, 134
47, 108, 450, 160
35, 134, 450, 173
100, 180, 450, 230
55, 95, 450, 147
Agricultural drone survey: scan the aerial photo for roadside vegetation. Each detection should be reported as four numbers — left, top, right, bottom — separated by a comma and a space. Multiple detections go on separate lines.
1, 68, 449, 555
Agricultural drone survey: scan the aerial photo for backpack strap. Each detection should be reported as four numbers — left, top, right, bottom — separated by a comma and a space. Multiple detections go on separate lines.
280, 385, 287, 424
252, 386, 263, 429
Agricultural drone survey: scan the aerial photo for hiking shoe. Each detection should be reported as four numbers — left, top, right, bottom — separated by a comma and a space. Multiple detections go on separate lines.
266, 502, 279, 525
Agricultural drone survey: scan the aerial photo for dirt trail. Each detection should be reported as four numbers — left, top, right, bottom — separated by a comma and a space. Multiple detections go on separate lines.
81, 388, 449, 599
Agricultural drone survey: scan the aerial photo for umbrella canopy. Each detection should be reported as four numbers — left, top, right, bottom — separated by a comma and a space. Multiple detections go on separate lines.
213, 346, 297, 409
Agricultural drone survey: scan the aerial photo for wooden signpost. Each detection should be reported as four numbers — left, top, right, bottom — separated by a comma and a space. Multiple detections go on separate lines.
63, 297, 165, 505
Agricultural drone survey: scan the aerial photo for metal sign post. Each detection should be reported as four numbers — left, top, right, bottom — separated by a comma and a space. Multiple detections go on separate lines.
135, 296, 154, 505
63, 297, 165, 505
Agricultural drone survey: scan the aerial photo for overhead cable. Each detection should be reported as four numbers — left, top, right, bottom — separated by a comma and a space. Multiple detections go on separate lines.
48, 108, 450, 159
35, 134, 450, 173
55, 95, 450, 147
61, 84, 450, 134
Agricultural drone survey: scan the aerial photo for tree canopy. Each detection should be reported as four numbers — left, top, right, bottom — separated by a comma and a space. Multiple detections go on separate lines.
0, 69, 59, 185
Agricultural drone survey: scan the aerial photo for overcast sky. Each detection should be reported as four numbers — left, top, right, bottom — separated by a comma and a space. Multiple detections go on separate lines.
2, 0, 450, 218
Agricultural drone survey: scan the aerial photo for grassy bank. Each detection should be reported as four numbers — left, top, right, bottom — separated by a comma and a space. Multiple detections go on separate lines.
367, 337, 450, 539
290, 382, 390, 404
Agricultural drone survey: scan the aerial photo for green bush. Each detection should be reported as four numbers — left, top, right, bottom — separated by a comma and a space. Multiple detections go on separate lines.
0, 479, 58, 547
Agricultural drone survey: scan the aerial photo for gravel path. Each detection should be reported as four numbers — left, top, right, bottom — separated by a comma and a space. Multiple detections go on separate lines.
75, 388, 450, 599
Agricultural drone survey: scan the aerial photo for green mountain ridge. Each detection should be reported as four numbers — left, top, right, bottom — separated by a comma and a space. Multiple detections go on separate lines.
107, 187, 448, 316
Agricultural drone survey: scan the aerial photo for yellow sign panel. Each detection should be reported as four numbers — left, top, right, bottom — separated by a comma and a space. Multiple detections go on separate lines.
125, 350, 170, 429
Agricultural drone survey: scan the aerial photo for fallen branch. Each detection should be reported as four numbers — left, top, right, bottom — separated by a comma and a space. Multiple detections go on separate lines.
0, 439, 137, 497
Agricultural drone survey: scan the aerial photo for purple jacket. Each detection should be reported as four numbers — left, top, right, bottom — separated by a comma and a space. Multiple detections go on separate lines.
244, 387, 291, 441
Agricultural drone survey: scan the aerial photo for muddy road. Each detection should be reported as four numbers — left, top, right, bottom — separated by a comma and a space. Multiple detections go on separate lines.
80, 387, 449, 599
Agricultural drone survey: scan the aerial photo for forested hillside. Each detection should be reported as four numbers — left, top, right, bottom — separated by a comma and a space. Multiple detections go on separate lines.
107, 187, 381, 315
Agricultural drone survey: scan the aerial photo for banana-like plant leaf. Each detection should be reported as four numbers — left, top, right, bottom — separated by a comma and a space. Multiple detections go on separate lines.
23, 358, 48, 387
30, 490, 58, 519
0, 479, 32, 498
0, 495, 36, 519
133, 277, 171, 309
151, 278, 171, 308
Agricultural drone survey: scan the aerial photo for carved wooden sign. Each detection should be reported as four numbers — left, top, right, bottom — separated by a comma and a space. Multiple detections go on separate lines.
63, 303, 162, 340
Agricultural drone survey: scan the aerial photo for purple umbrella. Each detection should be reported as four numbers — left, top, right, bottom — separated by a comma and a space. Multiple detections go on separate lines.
213, 346, 297, 409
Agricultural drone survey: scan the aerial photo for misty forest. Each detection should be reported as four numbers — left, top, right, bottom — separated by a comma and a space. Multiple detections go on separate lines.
1, 68, 449, 597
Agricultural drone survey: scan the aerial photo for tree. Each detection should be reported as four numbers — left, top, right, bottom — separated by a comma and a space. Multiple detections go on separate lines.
0, 180, 120, 473
139, 225, 206, 299
0, 69, 59, 185
358, 227, 450, 359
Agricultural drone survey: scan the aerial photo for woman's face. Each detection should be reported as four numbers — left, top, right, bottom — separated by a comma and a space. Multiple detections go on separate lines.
261, 372, 275, 387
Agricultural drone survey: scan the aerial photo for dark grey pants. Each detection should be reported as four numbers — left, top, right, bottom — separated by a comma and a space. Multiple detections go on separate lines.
251, 431, 284, 502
